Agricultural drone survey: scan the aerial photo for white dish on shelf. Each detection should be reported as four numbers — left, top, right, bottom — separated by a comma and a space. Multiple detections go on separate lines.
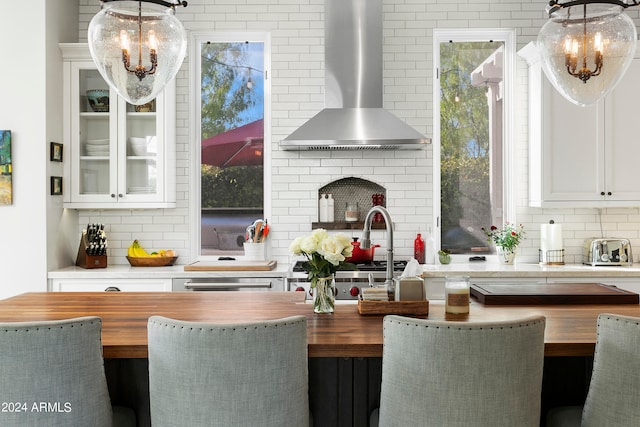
85, 147, 109, 156
84, 139, 109, 147
128, 136, 153, 156
128, 186, 154, 193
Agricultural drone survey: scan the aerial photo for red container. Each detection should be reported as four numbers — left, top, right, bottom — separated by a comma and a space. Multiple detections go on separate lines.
414, 233, 425, 264
345, 238, 380, 263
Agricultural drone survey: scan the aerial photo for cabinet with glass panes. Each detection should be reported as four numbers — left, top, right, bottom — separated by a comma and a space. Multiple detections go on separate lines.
61, 43, 175, 208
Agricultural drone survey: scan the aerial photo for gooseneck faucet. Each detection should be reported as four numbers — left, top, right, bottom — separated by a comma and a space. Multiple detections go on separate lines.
360, 206, 394, 290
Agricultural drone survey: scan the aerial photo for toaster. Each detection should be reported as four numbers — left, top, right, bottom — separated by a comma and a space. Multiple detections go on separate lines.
583, 238, 633, 266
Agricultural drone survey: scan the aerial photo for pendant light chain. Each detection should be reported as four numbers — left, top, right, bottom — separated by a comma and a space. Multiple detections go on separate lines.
120, 1, 158, 81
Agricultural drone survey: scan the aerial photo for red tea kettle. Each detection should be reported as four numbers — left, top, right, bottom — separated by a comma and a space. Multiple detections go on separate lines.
345, 237, 380, 263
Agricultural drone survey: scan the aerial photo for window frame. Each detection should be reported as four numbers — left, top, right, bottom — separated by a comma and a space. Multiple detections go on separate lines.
432, 28, 516, 262
189, 31, 272, 261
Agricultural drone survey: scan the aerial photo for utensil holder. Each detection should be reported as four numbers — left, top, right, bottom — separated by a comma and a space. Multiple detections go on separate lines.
76, 231, 107, 269
243, 242, 265, 261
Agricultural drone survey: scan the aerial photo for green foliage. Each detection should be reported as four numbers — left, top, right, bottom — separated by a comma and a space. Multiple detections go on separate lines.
200, 42, 257, 139
199, 42, 264, 213
482, 223, 526, 251
0, 131, 11, 167
440, 41, 500, 249
201, 165, 263, 208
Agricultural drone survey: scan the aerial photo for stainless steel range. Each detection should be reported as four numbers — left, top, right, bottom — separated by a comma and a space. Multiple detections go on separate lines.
286, 260, 408, 300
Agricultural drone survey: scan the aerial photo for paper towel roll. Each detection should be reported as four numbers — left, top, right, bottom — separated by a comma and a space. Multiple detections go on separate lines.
540, 223, 563, 251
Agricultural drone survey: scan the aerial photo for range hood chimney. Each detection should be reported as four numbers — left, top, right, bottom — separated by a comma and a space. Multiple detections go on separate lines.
280, 0, 430, 150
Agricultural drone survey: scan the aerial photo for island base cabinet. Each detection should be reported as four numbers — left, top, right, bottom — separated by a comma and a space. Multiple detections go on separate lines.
92, 355, 595, 427
309, 357, 382, 427
105, 359, 151, 427
308, 356, 592, 426
542, 357, 593, 424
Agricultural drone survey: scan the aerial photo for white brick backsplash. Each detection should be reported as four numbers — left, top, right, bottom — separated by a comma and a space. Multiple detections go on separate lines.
76, 0, 640, 266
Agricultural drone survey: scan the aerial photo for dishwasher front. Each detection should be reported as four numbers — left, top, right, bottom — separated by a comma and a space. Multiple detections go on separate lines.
172, 277, 283, 292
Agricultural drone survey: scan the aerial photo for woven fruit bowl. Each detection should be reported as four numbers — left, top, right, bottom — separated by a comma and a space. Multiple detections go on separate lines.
126, 256, 178, 267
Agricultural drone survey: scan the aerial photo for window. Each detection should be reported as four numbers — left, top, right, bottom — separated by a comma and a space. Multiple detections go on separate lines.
190, 32, 270, 258
433, 29, 515, 257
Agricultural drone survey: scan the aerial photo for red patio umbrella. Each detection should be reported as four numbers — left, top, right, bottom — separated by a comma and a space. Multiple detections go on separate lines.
201, 119, 264, 167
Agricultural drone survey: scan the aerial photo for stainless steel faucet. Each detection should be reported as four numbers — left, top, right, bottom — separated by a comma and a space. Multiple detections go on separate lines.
360, 206, 394, 291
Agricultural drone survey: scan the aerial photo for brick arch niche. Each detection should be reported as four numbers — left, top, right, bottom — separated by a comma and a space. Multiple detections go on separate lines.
314, 177, 386, 229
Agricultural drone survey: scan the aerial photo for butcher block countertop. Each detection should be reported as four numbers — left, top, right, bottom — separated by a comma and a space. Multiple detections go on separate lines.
3, 291, 640, 359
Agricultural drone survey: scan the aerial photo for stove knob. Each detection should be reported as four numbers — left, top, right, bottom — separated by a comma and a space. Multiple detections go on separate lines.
295, 287, 305, 292
349, 286, 360, 297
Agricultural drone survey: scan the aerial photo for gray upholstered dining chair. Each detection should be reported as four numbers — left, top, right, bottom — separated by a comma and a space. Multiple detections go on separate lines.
372, 314, 546, 427
547, 313, 640, 427
147, 315, 309, 427
0, 316, 136, 427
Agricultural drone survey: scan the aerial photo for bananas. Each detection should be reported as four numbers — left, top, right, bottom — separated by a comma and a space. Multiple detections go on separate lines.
127, 240, 175, 258
127, 240, 150, 257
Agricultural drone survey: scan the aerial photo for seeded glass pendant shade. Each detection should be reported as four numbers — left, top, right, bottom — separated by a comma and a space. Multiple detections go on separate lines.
537, 2, 637, 107
88, 0, 187, 105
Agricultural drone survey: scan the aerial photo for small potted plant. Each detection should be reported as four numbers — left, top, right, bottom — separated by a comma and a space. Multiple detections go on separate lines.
482, 222, 526, 264
438, 249, 451, 265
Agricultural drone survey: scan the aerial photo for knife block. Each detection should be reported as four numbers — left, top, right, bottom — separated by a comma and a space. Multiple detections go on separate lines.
76, 231, 107, 269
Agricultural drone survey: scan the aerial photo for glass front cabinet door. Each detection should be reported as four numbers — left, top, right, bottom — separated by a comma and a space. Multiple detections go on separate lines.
61, 43, 176, 208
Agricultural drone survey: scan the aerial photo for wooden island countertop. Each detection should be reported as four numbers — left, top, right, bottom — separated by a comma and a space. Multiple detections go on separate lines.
0, 291, 638, 358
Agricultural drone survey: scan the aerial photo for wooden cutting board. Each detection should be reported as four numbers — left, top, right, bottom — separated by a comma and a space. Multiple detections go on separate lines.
184, 260, 277, 271
470, 283, 639, 305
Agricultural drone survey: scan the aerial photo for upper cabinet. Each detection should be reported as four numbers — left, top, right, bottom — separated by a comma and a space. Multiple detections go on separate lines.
520, 42, 640, 208
60, 43, 176, 209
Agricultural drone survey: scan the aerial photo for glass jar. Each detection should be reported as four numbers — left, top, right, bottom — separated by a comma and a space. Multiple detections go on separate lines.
445, 275, 470, 314
345, 202, 359, 222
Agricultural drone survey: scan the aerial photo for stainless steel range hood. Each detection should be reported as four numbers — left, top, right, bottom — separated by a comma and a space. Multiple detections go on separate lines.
280, 0, 430, 150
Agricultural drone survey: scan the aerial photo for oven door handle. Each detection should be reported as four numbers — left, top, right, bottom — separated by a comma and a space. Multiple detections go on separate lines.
183, 280, 272, 290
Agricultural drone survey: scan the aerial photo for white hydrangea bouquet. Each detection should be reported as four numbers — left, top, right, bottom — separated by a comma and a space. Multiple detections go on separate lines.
289, 229, 354, 289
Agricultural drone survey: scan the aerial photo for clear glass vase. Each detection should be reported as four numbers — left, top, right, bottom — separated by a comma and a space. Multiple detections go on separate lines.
313, 275, 335, 314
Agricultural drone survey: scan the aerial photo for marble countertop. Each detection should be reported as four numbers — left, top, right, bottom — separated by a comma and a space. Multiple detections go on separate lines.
48, 261, 640, 280
419, 263, 640, 278
48, 263, 291, 279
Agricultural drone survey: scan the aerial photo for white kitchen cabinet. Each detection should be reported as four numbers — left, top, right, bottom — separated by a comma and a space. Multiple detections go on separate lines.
60, 43, 176, 208
50, 278, 172, 292
519, 43, 640, 208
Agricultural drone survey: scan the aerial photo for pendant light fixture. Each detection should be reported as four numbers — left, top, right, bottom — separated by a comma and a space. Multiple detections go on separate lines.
88, 0, 188, 105
537, 0, 637, 107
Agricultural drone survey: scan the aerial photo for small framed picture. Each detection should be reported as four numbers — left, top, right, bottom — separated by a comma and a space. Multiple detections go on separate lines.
50, 142, 63, 162
51, 176, 63, 195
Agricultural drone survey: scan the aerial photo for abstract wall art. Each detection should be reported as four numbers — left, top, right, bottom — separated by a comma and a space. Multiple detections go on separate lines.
0, 130, 12, 205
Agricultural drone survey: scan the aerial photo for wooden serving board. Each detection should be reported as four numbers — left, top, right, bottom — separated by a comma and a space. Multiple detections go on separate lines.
470, 283, 639, 305
357, 298, 429, 315
184, 260, 277, 271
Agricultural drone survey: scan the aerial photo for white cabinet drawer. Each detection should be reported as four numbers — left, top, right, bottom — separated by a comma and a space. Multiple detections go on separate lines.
50, 278, 171, 292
